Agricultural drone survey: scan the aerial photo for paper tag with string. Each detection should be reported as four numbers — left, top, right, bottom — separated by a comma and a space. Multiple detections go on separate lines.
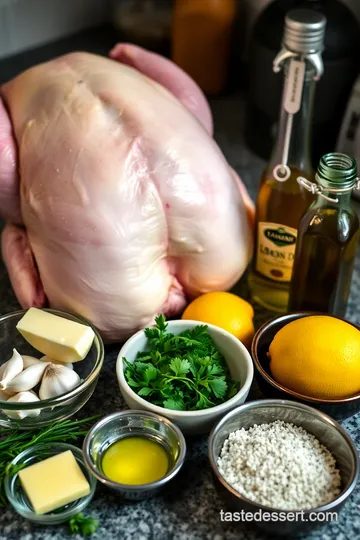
284, 59, 306, 114
273, 58, 306, 182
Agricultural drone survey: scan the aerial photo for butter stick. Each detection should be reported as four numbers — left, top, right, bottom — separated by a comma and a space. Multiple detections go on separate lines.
16, 308, 95, 363
18, 450, 91, 515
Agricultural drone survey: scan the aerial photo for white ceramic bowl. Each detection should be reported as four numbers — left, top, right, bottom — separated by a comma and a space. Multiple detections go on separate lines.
116, 320, 254, 435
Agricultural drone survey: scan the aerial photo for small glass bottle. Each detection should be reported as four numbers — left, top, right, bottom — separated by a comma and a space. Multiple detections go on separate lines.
248, 9, 326, 312
289, 152, 360, 317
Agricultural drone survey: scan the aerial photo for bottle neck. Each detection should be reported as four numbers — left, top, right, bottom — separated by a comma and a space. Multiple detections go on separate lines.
314, 190, 353, 209
314, 153, 358, 209
270, 59, 317, 175
298, 153, 358, 208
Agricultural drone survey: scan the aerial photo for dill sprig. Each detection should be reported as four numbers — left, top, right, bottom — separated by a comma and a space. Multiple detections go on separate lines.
0, 415, 99, 507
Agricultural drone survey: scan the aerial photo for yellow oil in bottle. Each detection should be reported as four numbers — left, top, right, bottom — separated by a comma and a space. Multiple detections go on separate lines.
248, 9, 326, 312
248, 167, 314, 312
289, 207, 359, 316
289, 153, 360, 317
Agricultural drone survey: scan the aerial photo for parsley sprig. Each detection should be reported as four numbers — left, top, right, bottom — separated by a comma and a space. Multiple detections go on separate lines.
124, 315, 239, 411
69, 513, 99, 535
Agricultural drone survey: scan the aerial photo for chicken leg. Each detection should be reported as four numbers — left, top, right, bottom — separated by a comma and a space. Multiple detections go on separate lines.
2, 223, 46, 308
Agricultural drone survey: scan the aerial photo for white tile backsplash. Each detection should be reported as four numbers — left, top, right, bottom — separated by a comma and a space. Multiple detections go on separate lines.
0, 0, 112, 59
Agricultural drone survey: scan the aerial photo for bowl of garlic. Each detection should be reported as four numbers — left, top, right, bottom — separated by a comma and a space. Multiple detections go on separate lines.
0, 308, 104, 428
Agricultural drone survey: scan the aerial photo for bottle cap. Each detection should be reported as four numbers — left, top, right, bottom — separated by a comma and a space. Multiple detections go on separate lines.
283, 9, 326, 54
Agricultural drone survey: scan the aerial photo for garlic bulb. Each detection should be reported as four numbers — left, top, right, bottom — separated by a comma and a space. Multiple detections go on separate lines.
0, 349, 23, 390
39, 364, 81, 400
40, 355, 73, 370
4, 362, 49, 393
2, 391, 41, 419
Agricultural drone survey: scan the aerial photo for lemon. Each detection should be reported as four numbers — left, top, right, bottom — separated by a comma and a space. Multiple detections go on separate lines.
182, 291, 254, 347
269, 315, 360, 399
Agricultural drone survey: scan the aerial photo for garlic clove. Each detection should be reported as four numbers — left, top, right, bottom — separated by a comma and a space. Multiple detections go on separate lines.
0, 349, 24, 390
3, 388, 17, 397
2, 391, 41, 419
4, 362, 49, 393
0, 389, 9, 401
23, 355, 73, 370
40, 355, 73, 370
22, 355, 43, 368
39, 364, 81, 400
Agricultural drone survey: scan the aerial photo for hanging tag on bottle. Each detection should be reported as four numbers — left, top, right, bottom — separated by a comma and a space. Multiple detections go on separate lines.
284, 59, 306, 114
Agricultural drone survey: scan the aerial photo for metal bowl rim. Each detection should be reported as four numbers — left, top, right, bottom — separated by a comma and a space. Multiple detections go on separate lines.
0, 308, 104, 410
208, 398, 360, 514
251, 311, 360, 404
82, 409, 187, 492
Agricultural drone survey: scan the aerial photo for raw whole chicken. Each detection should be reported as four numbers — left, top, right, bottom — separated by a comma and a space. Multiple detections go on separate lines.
0, 44, 254, 341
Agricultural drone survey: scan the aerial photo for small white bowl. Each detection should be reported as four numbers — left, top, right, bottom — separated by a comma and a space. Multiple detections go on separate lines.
116, 320, 254, 435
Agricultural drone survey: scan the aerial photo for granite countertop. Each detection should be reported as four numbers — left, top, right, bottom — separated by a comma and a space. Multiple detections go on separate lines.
0, 26, 359, 540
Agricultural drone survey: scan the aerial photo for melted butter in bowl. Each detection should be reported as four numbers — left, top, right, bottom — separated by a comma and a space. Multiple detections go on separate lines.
83, 410, 186, 501
101, 436, 170, 485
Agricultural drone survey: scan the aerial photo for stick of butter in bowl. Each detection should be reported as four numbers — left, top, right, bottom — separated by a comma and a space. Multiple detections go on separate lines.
16, 308, 95, 363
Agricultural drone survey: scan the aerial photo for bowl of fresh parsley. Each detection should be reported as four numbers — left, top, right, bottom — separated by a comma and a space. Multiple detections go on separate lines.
116, 316, 254, 435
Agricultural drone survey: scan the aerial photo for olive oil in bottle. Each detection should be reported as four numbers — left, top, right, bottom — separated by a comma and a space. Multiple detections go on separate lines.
289, 153, 360, 317
249, 9, 326, 312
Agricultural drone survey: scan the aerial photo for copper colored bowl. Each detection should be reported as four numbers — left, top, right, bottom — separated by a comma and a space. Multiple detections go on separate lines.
251, 312, 360, 421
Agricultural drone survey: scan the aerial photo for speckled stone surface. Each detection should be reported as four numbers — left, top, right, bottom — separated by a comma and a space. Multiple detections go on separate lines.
0, 29, 359, 540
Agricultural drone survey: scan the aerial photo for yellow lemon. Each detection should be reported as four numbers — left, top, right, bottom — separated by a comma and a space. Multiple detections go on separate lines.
182, 292, 254, 347
269, 315, 360, 399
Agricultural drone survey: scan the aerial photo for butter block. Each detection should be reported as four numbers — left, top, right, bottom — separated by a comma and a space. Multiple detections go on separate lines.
18, 450, 91, 515
16, 308, 95, 363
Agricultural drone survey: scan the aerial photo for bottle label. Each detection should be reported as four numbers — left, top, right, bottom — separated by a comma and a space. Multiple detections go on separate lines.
256, 222, 297, 282
284, 59, 305, 114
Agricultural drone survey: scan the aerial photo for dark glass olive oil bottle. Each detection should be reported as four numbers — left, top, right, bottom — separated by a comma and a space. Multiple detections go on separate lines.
289, 152, 360, 317
249, 9, 326, 313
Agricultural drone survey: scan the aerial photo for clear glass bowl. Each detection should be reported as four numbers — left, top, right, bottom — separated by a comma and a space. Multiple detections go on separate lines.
4, 442, 97, 524
0, 309, 104, 428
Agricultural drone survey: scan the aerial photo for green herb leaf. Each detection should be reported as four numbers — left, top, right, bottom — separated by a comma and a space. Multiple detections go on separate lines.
69, 513, 99, 535
169, 357, 190, 376
5, 462, 27, 476
163, 397, 186, 410
195, 393, 214, 410
126, 377, 141, 388
209, 377, 227, 398
123, 316, 240, 413
138, 387, 153, 397
207, 363, 224, 376
134, 361, 151, 373
154, 314, 168, 332
144, 365, 159, 383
